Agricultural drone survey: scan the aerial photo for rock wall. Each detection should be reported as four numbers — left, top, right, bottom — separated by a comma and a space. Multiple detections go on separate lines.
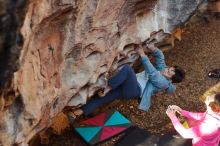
0, 0, 206, 145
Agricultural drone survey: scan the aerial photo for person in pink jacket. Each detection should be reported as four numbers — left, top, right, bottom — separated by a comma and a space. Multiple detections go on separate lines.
166, 92, 220, 146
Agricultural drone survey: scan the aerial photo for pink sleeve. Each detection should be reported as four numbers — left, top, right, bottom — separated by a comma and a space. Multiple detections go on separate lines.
170, 115, 217, 139
181, 110, 205, 121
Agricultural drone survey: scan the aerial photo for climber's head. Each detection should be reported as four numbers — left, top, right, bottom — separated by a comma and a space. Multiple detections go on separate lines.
163, 66, 185, 83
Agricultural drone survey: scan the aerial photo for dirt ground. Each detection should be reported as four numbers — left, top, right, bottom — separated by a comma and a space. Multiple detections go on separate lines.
32, 17, 220, 146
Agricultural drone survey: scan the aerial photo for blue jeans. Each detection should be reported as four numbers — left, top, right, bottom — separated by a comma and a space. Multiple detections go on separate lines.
81, 64, 141, 116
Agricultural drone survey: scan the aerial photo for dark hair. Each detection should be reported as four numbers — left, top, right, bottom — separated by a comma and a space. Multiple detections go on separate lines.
171, 66, 185, 83
210, 92, 220, 113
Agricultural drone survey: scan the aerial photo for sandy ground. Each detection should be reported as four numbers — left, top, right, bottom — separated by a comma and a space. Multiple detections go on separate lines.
32, 17, 220, 146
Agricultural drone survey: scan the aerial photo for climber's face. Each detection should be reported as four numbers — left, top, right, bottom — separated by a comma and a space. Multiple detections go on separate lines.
162, 67, 175, 79
168, 67, 175, 77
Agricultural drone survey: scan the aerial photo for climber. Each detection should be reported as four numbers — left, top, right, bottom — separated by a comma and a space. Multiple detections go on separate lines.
67, 42, 185, 120
166, 92, 220, 146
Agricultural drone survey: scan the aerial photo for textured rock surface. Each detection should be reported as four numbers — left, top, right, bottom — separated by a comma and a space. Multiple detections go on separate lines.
0, 0, 207, 145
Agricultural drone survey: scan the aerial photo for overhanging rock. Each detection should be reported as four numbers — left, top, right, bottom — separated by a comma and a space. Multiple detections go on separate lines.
0, 0, 204, 145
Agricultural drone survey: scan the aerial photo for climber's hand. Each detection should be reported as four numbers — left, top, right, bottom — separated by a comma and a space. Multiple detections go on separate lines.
146, 42, 157, 51
134, 44, 145, 57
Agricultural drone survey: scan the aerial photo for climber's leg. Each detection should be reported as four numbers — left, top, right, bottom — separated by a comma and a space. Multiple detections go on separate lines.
81, 88, 122, 116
